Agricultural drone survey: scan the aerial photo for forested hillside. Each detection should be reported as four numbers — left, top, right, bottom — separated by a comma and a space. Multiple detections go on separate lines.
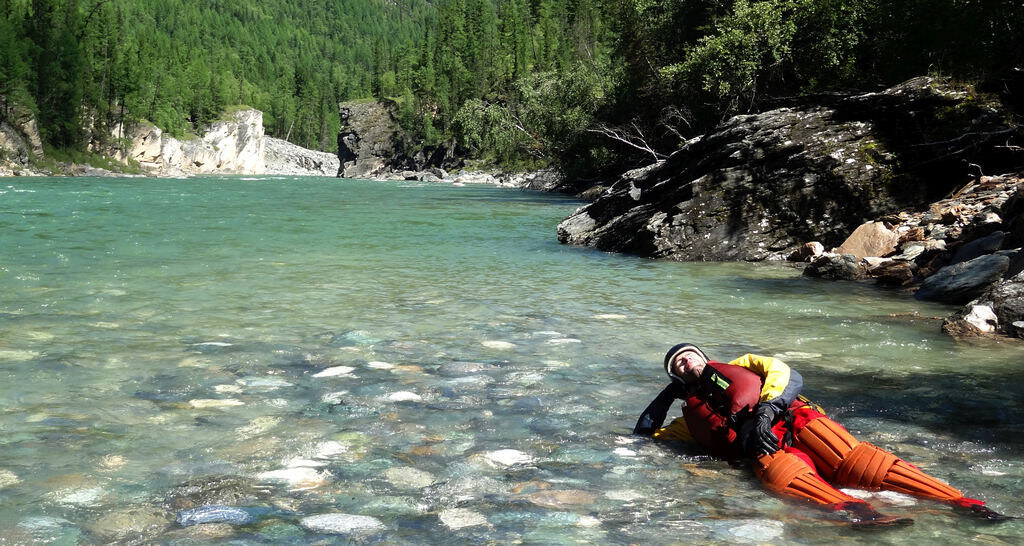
0, 0, 431, 152
2, 0, 1022, 175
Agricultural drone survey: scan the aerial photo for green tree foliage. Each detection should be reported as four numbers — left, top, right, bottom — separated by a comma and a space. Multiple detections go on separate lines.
1, 0, 1020, 169
1, 0, 432, 151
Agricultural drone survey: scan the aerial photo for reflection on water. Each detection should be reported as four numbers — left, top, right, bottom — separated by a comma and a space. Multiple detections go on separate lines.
0, 176, 1021, 543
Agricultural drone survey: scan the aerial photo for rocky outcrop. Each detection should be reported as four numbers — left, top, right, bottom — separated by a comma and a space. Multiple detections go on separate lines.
797, 173, 1024, 338
335, 100, 465, 179
0, 103, 45, 175
335, 101, 399, 179
264, 137, 339, 176
113, 109, 266, 176
557, 77, 1022, 261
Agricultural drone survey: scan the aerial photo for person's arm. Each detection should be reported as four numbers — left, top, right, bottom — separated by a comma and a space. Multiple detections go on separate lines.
730, 354, 804, 455
728, 353, 803, 413
633, 382, 685, 435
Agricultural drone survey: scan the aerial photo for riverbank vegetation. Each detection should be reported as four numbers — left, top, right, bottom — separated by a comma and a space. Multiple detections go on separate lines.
2, 0, 1021, 176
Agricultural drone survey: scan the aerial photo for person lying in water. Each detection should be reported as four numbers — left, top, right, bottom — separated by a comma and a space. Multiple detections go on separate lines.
633, 343, 1008, 526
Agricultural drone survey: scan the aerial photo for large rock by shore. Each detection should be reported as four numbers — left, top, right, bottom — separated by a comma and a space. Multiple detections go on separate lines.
558, 77, 1021, 261
558, 77, 1024, 339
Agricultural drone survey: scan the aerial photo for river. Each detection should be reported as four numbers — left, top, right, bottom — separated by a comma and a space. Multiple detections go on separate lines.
1, 176, 1021, 543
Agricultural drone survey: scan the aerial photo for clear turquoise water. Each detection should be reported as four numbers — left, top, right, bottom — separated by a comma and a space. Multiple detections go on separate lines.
0, 176, 1021, 543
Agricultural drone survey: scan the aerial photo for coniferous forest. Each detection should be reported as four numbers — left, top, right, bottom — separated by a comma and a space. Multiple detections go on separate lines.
1, 0, 1022, 176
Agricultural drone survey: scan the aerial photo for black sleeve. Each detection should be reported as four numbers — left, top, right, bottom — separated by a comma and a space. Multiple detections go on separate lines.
633, 382, 685, 435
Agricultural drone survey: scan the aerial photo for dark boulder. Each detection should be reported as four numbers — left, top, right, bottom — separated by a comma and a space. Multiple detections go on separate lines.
914, 253, 1010, 304
558, 77, 1022, 261
803, 254, 868, 281
951, 230, 1005, 264
868, 259, 917, 286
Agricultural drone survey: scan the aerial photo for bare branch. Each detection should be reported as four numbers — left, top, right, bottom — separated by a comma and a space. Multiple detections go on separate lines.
912, 127, 1018, 148
587, 123, 667, 162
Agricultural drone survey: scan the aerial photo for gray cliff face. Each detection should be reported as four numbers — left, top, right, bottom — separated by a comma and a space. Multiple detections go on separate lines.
0, 104, 44, 175
558, 77, 1021, 262
264, 137, 339, 176
335, 101, 399, 179
335, 100, 465, 179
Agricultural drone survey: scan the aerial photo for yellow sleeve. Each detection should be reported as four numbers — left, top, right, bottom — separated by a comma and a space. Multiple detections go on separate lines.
728, 354, 791, 402
652, 417, 694, 443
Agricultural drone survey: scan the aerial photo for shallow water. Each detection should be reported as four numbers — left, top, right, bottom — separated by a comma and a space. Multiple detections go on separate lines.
1, 176, 1021, 544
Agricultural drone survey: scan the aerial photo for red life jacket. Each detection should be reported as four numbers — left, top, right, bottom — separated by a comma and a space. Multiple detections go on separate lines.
683, 361, 764, 458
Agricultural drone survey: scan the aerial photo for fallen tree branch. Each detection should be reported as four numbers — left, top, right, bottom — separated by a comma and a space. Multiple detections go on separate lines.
587, 123, 667, 162
912, 127, 1019, 148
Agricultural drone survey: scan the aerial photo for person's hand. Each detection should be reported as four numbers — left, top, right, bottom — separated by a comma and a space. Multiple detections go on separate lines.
751, 403, 780, 455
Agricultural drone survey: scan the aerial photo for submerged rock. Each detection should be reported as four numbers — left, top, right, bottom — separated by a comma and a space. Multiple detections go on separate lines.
167, 475, 270, 510
176, 505, 254, 526
87, 507, 168, 542
19, 516, 83, 544
312, 366, 356, 378
384, 467, 438, 489
526, 490, 596, 509
0, 469, 20, 488
439, 508, 489, 530
257, 467, 331, 490
483, 449, 534, 467
300, 513, 385, 534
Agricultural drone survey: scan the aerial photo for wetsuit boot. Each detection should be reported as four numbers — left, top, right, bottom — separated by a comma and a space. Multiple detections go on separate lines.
794, 416, 997, 514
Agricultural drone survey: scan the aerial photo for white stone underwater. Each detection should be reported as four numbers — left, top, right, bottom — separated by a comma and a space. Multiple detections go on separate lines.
0, 176, 1020, 543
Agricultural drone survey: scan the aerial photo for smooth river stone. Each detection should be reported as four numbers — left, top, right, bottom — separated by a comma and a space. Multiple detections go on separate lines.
605, 489, 643, 502
526, 490, 596, 509
384, 467, 437, 489
481, 340, 515, 350
18, 516, 83, 544
188, 398, 244, 408
311, 440, 348, 459
712, 519, 785, 542
87, 507, 167, 542
236, 416, 281, 436
256, 467, 331, 490
238, 376, 294, 389
386, 391, 422, 402
300, 513, 385, 534
439, 508, 488, 530
312, 366, 356, 378
176, 505, 254, 526
0, 349, 40, 361
0, 469, 20, 488
483, 449, 533, 467
48, 486, 105, 506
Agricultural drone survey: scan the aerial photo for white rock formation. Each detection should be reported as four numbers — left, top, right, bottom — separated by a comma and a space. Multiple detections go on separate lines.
108, 109, 325, 177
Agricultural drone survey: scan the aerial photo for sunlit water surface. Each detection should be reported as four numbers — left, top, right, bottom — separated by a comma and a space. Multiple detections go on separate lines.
1, 176, 1021, 544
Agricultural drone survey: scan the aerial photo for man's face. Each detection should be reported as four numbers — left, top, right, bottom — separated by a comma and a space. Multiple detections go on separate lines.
671, 350, 706, 382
